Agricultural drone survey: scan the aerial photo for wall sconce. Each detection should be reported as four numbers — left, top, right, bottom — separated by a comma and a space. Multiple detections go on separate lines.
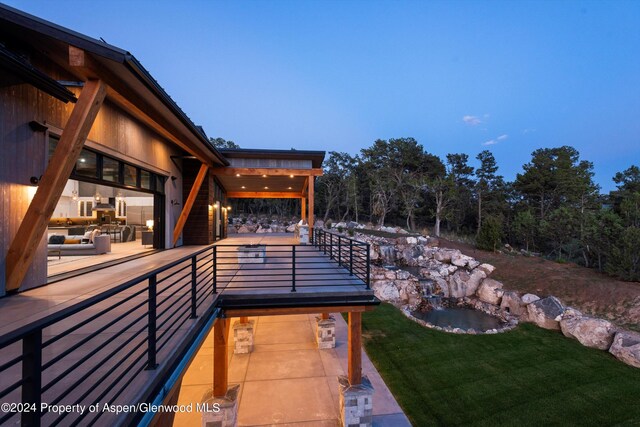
94, 192, 101, 202
29, 176, 41, 185
171, 199, 180, 206
171, 176, 177, 182
72, 190, 78, 201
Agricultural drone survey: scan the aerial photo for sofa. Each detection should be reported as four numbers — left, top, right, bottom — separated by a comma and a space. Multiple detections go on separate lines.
47, 233, 111, 256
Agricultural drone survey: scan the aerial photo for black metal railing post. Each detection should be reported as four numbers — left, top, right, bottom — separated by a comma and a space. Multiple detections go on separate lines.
22, 329, 43, 427
146, 274, 158, 370
329, 233, 333, 260
338, 235, 342, 266
212, 246, 217, 294
190, 257, 198, 319
323, 230, 327, 254
349, 240, 354, 276
291, 245, 297, 292
365, 243, 371, 289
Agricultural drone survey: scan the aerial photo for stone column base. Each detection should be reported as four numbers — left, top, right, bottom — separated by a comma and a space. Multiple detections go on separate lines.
316, 316, 336, 349
338, 375, 374, 427
201, 384, 240, 427
233, 320, 255, 354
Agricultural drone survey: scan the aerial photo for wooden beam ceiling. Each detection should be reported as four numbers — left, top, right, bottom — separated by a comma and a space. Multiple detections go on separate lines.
211, 167, 323, 177
5, 79, 106, 291
223, 305, 374, 318
226, 192, 304, 199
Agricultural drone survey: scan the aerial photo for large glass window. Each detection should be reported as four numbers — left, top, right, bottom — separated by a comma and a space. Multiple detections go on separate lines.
75, 149, 98, 178
103, 157, 120, 183
124, 164, 137, 187
140, 170, 151, 190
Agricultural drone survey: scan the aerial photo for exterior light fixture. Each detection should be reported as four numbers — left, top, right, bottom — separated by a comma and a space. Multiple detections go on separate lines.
71, 190, 78, 201
227, 206, 232, 211
264, 186, 269, 189
290, 174, 294, 178
288, 187, 292, 190
241, 186, 246, 189
262, 174, 267, 178
94, 192, 101, 202
236, 173, 241, 177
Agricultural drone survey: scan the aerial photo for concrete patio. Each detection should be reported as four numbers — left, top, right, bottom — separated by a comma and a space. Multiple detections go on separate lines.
174, 312, 411, 426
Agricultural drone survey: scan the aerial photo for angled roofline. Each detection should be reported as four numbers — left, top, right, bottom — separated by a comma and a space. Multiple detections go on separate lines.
0, 3, 229, 166
218, 148, 326, 168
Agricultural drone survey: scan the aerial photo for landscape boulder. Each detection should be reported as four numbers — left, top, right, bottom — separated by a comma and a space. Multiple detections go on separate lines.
521, 293, 540, 305
609, 331, 640, 368
527, 296, 565, 330
500, 291, 526, 316
371, 280, 400, 303
433, 249, 460, 263
560, 315, 616, 350
476, 278, 504, 305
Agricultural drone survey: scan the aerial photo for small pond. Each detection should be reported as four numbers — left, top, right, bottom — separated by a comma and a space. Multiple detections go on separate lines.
411, 307, 505, 332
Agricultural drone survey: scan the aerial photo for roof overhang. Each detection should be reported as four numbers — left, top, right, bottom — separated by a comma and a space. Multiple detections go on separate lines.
0, 4, 228, 167
213, 149, 325, 198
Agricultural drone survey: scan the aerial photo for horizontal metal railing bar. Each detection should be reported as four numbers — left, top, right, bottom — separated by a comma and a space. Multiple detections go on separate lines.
52, 336, 148, 425
0, 378, 23, 400
0, 353, 22, 373
214, 243, 367, 247
157, 307, 192, 351
47, 325, 147, 407
0, 411, 18, 425
195, 265, 213, 282
42, 285, 148, 348
42, 311, 148, 393
42, 299, 149, 371
156, 274, 192, 304
0, 244, 218, 347
155, 292, 193, 333
155, 262, 191, 286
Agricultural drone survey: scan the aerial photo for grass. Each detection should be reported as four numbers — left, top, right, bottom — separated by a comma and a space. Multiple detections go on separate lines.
360, 304, 640, 426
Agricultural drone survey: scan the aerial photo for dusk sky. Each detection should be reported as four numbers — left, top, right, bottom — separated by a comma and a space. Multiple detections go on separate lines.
7, 0, 640, 191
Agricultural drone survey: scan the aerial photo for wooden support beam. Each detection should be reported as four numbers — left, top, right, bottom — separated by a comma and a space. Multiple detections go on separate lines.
226, 192, 304, 199
211, 167, 323, 177
213, 317, 230, 398
172, 163, 208, 247
223, 305, 374, 318
5, 79, 106, 292
301, 176, 309, 196
348, 311, 363, 385
240, 316, 249, 324
301, 197, 307, 221
308, 176, 315, 236
321, 313, 330, 320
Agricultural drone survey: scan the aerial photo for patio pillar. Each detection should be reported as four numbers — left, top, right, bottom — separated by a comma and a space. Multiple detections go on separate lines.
316, 313, 336, 349
232, 316, 254, 354
202, 317, 239, 426
308, 176, 314, 237
301, 197, 307, 221
338, 311, 374, 427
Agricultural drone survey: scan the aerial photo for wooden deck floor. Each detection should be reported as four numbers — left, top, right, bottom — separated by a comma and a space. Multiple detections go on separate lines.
0, 233, 372, 425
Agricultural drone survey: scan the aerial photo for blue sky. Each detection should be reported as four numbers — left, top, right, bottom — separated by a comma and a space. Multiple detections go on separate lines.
7, 0, 640, 191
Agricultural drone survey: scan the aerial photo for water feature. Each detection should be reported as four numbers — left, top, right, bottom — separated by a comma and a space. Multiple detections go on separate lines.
411, 307, 505, 332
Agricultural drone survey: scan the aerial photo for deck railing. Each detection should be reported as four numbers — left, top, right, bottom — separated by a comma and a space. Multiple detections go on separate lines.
0, 234, 371, 426
0, 245, 218, 426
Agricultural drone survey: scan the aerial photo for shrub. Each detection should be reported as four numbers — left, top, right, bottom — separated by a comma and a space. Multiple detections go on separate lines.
325, 220, 333, 229
347, 229, 355, 237
337, 226, 344, 233
476, 215, 504, 251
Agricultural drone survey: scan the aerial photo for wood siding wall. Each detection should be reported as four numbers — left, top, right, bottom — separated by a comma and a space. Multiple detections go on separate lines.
181, 159, 213, 246
1, 59, 186, 293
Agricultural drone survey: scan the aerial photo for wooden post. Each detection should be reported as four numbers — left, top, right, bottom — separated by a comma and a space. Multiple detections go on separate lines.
321, 313, 330, 320
348, 311, 362, 385
5, 79, 106, 292
301, 197, 307, 221
173, 163, 208, 247
213, 317, 230, 398
308, 176, 315, 236
240, 316, 249, 324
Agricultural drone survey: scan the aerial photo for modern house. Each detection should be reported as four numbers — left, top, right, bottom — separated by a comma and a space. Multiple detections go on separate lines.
0, 4, 380, 427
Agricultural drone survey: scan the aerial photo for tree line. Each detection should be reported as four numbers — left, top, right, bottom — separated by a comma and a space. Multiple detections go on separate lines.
313, 138, 640, 282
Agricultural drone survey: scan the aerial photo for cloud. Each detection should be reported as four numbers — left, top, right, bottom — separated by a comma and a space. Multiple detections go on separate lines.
482, 134, 508, 146
463, 115, 482, 126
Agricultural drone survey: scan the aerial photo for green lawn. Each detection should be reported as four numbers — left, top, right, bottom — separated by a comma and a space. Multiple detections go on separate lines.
360, 304, 640, 426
